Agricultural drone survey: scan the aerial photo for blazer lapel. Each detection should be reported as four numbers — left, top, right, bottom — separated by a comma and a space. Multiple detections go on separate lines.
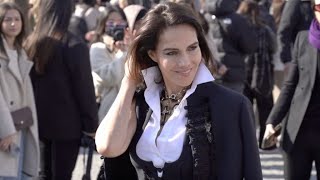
7, 54, 23, 84
18, 51, 33, 83
309, 45, 318, 85
3, 36, 33, 85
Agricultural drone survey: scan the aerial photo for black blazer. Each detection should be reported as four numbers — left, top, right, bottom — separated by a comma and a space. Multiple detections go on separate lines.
267, 31, 317, 152
132, 82, 262, 180
31, 32, 98, 140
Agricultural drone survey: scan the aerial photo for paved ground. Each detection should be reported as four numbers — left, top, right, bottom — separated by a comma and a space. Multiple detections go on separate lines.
72, 148, 102, 180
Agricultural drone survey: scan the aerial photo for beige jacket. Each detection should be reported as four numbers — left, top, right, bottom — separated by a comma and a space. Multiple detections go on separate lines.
0, 38, 40, 178
90, 42, 125, 122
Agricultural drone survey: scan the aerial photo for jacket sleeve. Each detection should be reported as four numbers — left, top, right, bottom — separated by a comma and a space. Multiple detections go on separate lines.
66, 42, 98, 133
92, 54, 126, 88
0, 88, 16, 138
277, 0, 300, 64
240, 97, 263, 180
266, 32, 300, 126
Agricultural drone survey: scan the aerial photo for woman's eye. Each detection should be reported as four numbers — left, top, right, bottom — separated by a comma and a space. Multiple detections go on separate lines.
188, 46, 198, 51
166, 51, 177, 56
4, 18, 11, 22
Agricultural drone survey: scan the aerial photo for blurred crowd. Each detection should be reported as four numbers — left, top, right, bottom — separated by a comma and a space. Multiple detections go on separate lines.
0, 0, 318, 179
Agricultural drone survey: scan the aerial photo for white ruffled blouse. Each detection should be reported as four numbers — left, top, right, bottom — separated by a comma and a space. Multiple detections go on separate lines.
136, 63, 215, 169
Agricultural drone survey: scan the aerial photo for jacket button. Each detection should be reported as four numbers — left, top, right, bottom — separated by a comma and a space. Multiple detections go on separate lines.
10, 101, 14, 105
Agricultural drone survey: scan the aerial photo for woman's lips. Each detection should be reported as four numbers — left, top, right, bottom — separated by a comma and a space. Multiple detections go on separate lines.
175, 68, 192, 76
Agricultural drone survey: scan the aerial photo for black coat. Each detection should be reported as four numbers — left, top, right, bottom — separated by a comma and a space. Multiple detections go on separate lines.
206, 0, 258, 82
31, 32, 98, 140
267, 31, 317, 152
277, 0, 313, 64
131, 82, 262, 180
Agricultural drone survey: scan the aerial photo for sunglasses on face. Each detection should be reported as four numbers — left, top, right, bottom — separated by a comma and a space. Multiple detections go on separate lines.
315, 4, 320, 12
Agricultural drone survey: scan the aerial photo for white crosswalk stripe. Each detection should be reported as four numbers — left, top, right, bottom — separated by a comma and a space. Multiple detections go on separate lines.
260, 149, 317, 180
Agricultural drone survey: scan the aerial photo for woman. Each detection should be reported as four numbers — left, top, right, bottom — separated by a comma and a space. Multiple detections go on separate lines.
96, 2, 262, 179
24, 0, 98, 179
237, 0, 276, 149
264, 0, 320, 179
0, 2, 39, 179
90, 5, 140, 180
90, 5, 128, 121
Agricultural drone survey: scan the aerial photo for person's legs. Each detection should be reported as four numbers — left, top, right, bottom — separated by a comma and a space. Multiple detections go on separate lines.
51, 139, 80, 180
256, 93, 273, 148
283, 132, 313, 180
312, 132, 320, 180
40, 138, 53, 180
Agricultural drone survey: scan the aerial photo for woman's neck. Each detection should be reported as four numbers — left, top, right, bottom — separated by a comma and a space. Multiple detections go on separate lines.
164, 84, 190, 98
4, 36, 15, 50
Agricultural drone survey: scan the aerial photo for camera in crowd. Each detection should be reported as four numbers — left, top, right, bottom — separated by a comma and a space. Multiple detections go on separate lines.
105, 24, 126, 42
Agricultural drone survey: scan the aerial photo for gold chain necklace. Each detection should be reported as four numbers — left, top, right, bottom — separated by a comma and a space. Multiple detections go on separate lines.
160, 86, 190, 126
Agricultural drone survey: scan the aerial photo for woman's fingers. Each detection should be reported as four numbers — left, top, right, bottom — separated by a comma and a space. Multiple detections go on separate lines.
0, 134, 16, 151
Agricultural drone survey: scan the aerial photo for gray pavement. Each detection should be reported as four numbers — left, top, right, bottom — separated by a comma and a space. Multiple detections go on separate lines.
72, 148, 102, 180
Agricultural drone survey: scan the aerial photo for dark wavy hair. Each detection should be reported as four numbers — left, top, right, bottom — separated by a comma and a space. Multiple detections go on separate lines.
0, 2, 25, 57
128, 2, 216, 83
24, 0, 73, 73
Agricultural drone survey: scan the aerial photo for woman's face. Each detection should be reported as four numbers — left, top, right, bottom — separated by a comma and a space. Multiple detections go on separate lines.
1, 9, 22, 40
106, 11, 126, 26
148, 24, 202, 93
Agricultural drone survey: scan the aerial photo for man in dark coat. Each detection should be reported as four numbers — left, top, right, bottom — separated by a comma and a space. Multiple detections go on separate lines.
205, 0, 258, 93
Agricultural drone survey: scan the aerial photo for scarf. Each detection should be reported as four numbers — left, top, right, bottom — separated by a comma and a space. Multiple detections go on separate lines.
309, 19, 320, 50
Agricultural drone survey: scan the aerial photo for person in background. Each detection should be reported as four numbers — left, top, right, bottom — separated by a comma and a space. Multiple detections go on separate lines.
90, 5, 128, 122
237, 0, 276, 149
0, 2, 40, 180
24, 0, 98, 179
92, 4, 147, 180
69, 0, 102, 43
123, 4, 147, 35
277, 0, 313, 75
205, 0, 258, 94
264, 0, 320, 179
95, 2, 262, 179
270, 0, 286, 96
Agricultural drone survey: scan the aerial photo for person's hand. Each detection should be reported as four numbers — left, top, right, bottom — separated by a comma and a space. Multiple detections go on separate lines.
263, 124, 277, 144
122, 56, 139, 88
85, 31, 97, 43
114, 28, 132, 52
124, 27, 134, 45
114, 40, 128, 52
102, 35, 115, 49
0, 133, 16, 152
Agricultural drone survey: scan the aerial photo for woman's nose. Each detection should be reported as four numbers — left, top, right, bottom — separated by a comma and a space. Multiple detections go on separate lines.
177, 53, 190, 66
